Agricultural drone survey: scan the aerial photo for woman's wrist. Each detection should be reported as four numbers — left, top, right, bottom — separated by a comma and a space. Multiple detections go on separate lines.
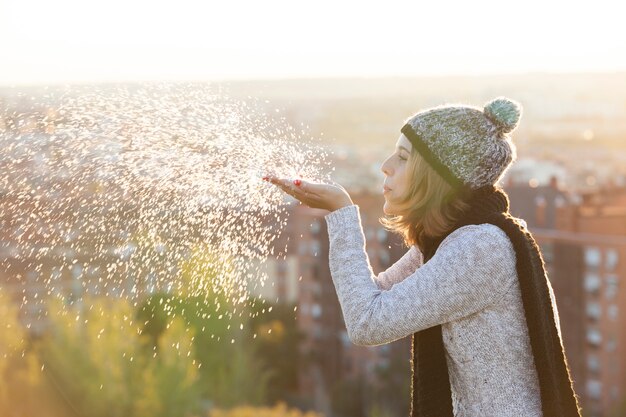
330, 198, 354, 212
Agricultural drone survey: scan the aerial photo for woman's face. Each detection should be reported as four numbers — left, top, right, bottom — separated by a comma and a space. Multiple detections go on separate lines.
381, 134, 412, 215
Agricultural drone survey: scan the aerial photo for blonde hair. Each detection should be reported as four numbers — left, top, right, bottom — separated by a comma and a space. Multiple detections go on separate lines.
380, 150, 471, 249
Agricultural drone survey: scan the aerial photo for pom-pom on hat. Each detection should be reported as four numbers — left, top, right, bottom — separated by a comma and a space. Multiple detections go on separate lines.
401, 96, 522, 190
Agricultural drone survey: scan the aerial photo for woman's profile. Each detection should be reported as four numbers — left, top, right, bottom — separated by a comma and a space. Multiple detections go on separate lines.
265, 97, 582, 417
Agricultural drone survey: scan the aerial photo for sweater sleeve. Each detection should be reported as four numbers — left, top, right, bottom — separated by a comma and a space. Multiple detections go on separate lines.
324, 204, 517, 346
374, 246, 423, 290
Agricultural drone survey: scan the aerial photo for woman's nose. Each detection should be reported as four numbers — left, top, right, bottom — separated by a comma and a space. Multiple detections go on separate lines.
381, 158, 392, 176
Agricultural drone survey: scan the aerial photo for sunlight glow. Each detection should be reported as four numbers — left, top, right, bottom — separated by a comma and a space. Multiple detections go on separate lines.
1, 0, 625, 84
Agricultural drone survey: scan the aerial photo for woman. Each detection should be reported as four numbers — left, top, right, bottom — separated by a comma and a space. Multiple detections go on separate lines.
265, 97, 582, 416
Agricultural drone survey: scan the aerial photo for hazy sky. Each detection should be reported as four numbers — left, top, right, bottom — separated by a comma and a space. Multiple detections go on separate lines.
1, 0, 625, 85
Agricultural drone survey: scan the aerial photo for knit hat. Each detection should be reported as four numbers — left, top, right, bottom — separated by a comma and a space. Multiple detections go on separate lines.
401, 97, 522, 190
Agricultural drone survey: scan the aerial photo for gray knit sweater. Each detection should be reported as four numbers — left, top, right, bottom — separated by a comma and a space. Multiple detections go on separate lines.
324, 204, 560, 416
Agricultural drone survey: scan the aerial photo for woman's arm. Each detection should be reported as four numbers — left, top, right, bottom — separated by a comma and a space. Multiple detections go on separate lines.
325, 205, 517, 346
263, 175, 422, 289
374, 246, 423, 291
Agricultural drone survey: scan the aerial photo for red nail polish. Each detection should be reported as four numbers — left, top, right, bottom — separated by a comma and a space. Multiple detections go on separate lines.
262, 176, 269, 181
293, 179, 302, 186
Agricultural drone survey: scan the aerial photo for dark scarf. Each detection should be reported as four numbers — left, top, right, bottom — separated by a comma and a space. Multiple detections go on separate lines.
410, 184, 582, 417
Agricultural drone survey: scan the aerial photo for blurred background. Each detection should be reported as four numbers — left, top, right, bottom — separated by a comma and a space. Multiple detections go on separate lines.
1, 1, 625, 416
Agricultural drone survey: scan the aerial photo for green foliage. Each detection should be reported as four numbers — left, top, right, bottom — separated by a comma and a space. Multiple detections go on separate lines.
0, 288, 26, 406
330, 360, 411, 417
1, 242, 300, 416
371, 354, 410, 416
137, 290, 270, 408
209, 402, 323, 417
0, 289, 64, 417
248, 299, 304, 405
330, 378, 366, 417
40, 297, 201, 417
136, 243, 272, 408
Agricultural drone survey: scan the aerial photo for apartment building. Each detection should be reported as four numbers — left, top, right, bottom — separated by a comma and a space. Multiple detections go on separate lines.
507, 179, 626, 417
255, 192, 410, 411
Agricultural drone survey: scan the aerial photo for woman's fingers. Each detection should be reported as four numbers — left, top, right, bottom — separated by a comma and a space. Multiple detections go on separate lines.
275, 178, 317, 199
296, 180, 321, 197
263, 175, 350, 211
265, 176, 305, 199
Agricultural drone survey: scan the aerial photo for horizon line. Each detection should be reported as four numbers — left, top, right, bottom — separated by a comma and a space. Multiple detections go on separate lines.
2, 68, 626, 89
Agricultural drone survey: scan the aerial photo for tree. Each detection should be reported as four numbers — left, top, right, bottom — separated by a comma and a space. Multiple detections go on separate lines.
40, 296, 202, 417
330, 378, 366, 417
210, 402, 323, 417
0, 288, 62, 417
137, 242, 271, 408
371, 353, 410, 416
0, 288, 27, 409
247, 298, 305, 405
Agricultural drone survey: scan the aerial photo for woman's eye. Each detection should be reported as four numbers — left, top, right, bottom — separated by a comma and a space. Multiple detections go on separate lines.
398, 154, 407, 161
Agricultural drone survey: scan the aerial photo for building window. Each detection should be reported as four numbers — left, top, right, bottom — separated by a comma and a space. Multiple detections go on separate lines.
605, 248, 618, 271
311, 303, 322, 319
340, 330, 351, 347
606, 335, 617, 352
586, 379, 602, 399
607, 304, 618, 321
605, 274, 618, 299
587, 354, 600, 373
586, 328, 602, 346
584, 273, 601, 294
51, 266, 62, 281
584, 246, 601, 270
310, 219, 321, 235
535, 195, 547, 206
310, 240, 321, 257
298, 241, 307, 256
586, 302, 601, 320
377, 228, 388, 243
379, 249, 390, 266
72, 264, 83, 279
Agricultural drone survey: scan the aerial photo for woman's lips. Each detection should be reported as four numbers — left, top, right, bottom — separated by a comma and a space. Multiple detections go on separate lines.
383, 186, 392, 194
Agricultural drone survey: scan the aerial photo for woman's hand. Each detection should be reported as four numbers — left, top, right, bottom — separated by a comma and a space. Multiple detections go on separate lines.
263, 176, 353, 212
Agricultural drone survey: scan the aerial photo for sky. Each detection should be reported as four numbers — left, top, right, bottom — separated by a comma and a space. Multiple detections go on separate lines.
1, 0, 625, 85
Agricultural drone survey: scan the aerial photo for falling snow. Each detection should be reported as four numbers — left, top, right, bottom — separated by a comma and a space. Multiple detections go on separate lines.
0, 83, 332, 340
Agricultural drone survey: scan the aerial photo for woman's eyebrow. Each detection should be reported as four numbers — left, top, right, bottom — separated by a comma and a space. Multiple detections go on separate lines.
396, 146, 410, 153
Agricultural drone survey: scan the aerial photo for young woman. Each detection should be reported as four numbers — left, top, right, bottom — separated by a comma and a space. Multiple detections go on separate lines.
265, 97, 582, 417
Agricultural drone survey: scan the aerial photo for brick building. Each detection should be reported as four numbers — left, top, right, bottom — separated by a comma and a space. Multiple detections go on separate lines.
252, 191, 411, 413
507, 179, 626, 417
